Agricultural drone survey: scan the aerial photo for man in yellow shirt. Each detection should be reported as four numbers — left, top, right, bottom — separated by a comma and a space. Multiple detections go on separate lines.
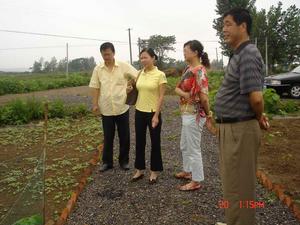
89, 42, 138, 172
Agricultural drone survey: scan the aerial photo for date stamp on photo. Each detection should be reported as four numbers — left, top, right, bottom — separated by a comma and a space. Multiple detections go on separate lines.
218, 200, 265, 209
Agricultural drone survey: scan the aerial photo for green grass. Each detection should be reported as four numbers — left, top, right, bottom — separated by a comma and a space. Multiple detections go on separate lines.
0, 72, 90, 95
0, 98, 89, 126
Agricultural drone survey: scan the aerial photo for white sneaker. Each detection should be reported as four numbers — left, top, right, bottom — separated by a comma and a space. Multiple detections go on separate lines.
215, 223, 227, 225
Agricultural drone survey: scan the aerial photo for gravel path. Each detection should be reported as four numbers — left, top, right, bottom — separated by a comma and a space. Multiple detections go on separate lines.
65, 96, 299, 225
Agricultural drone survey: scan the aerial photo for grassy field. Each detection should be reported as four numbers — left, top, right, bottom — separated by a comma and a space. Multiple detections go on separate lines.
0, 72, 90, 95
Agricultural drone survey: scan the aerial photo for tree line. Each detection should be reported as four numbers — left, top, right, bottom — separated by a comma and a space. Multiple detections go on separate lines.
30, 57, 96, 73
213, 0, 300, 73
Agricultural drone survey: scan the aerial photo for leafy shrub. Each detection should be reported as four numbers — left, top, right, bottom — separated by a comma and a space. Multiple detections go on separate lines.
279, 100, 299, 113
6, 99, 31, 125
263, 88, 299, 115
48, 99, 66, 118
67, 104, 88, 118
12, 214, 43, 225
0, 98, 89, 126
263, 88, 281, 114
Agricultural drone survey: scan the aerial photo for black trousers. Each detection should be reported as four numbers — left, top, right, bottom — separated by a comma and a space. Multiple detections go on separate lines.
135, 109, 163, 171
101, 110, 130, 166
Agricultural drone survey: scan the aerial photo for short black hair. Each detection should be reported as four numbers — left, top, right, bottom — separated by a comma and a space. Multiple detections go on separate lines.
100, 42, 115, 53
140, 48, 158, 60
223, 8, 252, 35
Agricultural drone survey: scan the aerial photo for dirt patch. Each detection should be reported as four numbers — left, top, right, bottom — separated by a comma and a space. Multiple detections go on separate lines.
0, 86, 91, 106
259, 118, 300, 209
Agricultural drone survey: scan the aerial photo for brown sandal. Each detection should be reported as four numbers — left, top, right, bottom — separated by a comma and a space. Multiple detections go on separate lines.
178, 182, 202, 191
175, 172, 192, 180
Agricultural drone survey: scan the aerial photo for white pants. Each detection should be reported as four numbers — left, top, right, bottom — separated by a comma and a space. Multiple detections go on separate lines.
180, 115, 205, 182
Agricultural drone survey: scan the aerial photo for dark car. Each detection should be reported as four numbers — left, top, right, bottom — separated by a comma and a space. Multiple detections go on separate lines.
264, 65, 300, 98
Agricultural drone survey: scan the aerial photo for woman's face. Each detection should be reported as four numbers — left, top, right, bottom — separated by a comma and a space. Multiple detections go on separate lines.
140, 51, 155, 68
183, 45, 198, 62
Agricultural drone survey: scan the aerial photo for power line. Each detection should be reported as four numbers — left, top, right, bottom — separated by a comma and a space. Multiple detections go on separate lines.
176, 40, 219, 44
0, 29, 220, 45
0, 29, 130, 43
0, 45, 92, 51
0, 43, 130, 51
0, 45, 65, 51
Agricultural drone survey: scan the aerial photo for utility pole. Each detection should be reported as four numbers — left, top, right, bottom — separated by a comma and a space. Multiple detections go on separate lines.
66, 43, 69, 78
265, 37, 268, 76
138, 37, 141, 54
138, 37, 142, 69
221, 54, 224, 69
215, 48, 219, 62
127, 28, 133, 65
265, 18, 269, 76
255, 37, 258, 47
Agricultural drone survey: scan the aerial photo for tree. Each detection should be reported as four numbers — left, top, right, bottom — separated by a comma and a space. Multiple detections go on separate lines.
254, 3, 300, 72
213, 1, 300, 72
139, 35, 176, 69
31, 57, 44, 73
68, 57, 96, 72
281, 5, 300, 67
251, 8, 268, 60
87, 57, 96, 70
211, 59, 224, 70
57, 58, 67, 72
213, 0, 256, 55
42, 57, 57, 73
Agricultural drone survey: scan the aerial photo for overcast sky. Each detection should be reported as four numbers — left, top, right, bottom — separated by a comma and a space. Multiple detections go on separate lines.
0, 0, 298, 72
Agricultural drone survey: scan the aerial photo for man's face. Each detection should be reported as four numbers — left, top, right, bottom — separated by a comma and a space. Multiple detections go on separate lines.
223, 15, 244, 47
101, 49, 115, 63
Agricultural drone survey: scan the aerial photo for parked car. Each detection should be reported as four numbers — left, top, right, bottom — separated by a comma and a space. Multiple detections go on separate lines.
264, 65, 300, 98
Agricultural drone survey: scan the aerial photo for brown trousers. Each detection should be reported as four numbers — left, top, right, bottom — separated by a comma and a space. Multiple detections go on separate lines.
217, 119, 261, 225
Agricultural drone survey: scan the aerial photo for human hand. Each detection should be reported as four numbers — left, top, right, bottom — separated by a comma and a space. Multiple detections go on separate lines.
152, 115, 159, 128
206, 113, 217, 135
258, 113, 270, 130
92, 105, 100, 116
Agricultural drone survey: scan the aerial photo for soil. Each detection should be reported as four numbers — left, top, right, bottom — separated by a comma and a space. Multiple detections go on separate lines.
0, 116, 102, 224
0, 86, 91, 106
259, 118, 300, 210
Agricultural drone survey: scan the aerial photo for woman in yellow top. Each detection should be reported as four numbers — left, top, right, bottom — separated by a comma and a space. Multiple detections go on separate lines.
131, 48, 167, 184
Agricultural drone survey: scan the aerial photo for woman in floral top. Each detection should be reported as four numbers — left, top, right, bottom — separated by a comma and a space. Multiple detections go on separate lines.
175, 40, 212, 191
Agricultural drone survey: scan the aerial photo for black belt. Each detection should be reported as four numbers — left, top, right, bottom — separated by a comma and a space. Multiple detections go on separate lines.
215, 116, 256, 124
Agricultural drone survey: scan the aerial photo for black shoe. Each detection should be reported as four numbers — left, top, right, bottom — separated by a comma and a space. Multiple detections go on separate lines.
120, 163, 130, 171
130, 174, 144, 182
99, 164, 113, 172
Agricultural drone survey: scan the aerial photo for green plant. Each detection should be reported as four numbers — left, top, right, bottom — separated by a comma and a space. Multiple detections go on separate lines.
0, 73, 90, 95
6, 99, 31, 125
263, 88, 281, 114
27, 98, 44, 120
0, 98, 90, 126
49, 99, 65, 118
263, 88, 299, 115
208, 89, 218, 113
280, 100, 299, 113
12, 214, 43, 225
67, 104, 88, 118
